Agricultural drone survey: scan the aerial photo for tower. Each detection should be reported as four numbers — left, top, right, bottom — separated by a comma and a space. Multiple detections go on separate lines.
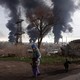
15, 6, 24, 44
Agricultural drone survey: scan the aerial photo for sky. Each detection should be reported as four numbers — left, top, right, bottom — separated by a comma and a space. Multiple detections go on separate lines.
0, 6, 10, 41
0, 1, 80, 43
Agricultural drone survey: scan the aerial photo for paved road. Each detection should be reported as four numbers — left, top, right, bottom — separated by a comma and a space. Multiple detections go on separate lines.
41, 65, 80, 80
60, 73, 80, 80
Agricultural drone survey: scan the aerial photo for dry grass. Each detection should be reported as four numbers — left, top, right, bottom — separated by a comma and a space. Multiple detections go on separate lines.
0, 44, 29, 57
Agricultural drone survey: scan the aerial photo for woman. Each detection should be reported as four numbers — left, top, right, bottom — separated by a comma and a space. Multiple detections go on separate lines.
31, 43, 41, 76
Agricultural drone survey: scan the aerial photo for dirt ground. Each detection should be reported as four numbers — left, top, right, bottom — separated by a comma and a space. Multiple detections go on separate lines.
0, 61, 80, 80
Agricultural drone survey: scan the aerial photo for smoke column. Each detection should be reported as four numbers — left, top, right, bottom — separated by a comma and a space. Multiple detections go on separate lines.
51, 0, 76, 43
26, 24, 39, 43
0, 0, 19, 42
22, 0, 41, 10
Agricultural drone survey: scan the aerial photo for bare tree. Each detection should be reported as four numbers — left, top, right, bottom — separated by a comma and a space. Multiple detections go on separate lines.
26, 6, 54, 48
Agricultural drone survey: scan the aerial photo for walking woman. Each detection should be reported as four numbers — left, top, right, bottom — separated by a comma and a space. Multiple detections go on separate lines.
31, 43, 41, 76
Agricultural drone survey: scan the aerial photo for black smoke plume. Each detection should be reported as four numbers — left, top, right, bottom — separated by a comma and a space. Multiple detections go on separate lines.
51, 0, 76, 43
22, 0, 42, 10
0, 0, 19, 42
26, 24, 39, 43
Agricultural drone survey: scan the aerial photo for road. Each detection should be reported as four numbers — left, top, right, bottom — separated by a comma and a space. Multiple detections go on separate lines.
0, 61, 80, 80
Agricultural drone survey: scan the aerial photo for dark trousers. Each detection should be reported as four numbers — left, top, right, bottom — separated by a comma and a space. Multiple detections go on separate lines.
65, 66, 69, 72
32, 67, 37, 77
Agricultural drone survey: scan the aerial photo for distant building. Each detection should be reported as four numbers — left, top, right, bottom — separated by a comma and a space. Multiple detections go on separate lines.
45, 43, 61, 55
66, 39, 80, 56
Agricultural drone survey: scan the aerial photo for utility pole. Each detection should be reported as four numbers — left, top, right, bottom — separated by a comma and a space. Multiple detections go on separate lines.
15, 6, 24, 44
62, 36, 63, 46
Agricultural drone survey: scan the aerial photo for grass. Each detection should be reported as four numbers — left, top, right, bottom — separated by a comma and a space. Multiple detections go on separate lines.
41, 55, 65, 64
41, 55, 80, 64
0, 57, 31, 62
0, 55, 80, 64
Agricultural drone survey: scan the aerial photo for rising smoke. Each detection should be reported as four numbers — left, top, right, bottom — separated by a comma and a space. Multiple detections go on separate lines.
21, 0, 42, 10
51, 0, 77, 43
26, 24, 39, 43
0, 0, 19, 42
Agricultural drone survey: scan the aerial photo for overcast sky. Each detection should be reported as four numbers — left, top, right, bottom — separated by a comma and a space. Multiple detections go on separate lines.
0, 1, 80, 43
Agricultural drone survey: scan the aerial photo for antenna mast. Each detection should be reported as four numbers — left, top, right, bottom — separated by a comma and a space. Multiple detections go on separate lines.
15, 5, 24, 44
